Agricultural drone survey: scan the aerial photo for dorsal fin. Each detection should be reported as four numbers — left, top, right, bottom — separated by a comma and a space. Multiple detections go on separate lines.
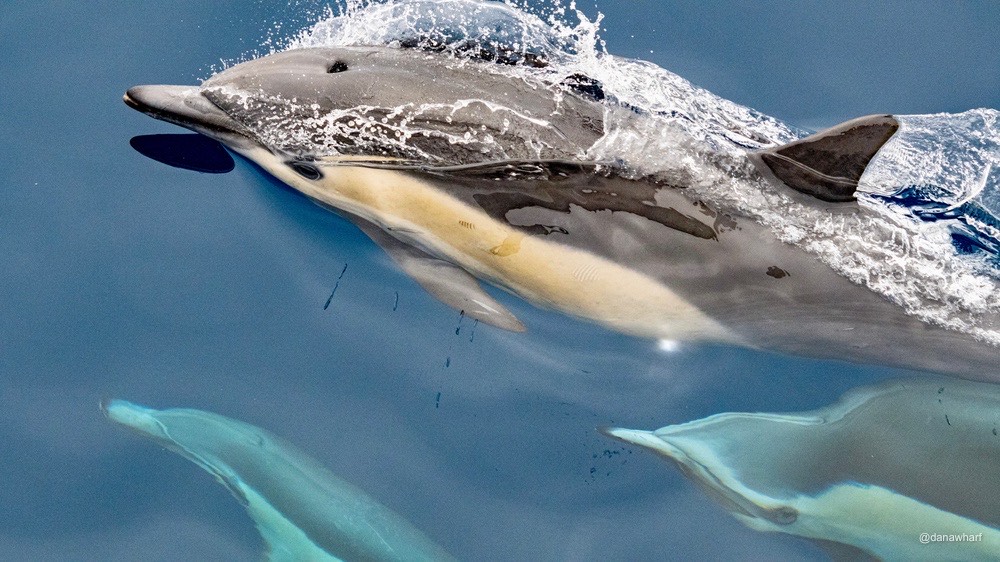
755, 114, 899, 202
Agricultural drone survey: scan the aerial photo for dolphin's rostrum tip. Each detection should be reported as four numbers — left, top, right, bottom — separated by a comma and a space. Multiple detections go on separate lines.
103, 399, 168, 439
601, 426, 653, 445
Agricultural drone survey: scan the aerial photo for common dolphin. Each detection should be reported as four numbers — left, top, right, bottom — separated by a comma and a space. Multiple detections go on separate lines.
605, 378, 1000, 560
104, 399, 454, 562
124, 45, 1000, 379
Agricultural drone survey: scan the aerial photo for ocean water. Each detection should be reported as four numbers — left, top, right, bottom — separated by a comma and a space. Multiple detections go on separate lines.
2, 1, 999, 560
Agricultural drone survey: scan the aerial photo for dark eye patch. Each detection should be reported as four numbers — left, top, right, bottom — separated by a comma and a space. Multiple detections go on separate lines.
328, 61, 348, 73
288, 161, 323, 180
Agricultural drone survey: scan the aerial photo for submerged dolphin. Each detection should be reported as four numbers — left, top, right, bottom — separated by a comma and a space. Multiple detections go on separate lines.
104, 399, 454, 562
605, 378, 1000, 560
124, 45, 999, 378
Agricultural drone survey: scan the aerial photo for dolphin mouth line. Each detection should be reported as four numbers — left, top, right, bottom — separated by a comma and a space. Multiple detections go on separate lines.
123, 85, 258, 146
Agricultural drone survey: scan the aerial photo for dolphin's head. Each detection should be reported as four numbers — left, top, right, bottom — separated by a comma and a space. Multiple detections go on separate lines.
103, 399, 173, 442
125, 46, 606, 167
603, 423, 802, 527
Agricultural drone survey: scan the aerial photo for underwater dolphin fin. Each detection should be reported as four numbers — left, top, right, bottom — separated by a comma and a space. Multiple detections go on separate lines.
754, 114, 899, 202
104, 399, 455, 562
349, 216, 526, 332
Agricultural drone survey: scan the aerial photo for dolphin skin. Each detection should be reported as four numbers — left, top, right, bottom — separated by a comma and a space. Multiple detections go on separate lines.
104, 399, 454, 562
124, 46, 999, 379
606, 378, 1000, 560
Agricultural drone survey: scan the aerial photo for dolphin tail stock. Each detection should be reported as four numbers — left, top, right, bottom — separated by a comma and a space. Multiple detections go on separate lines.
752, 114, 899, 202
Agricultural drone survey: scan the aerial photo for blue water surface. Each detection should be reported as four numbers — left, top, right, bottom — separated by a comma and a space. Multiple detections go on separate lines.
2, 1, 1000, 560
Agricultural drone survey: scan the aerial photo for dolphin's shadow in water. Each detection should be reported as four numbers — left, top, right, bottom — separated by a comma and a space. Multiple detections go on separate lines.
129, 134, 235, 174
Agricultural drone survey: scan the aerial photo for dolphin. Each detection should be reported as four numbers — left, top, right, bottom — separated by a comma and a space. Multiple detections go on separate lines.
104, 399, 455, 562
123, 45, 1000, 379
605, 378, 1000, 560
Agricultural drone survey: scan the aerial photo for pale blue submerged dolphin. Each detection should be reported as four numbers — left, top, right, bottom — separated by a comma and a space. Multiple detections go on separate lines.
606, 378, 1000, 560
123, 46, 1000, 379
104, 399, 454, 562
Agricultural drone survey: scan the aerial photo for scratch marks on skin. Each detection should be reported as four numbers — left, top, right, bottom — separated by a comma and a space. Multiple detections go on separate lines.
573, 264, 599, 282
323, 263, 349, 310
459, 219, 476, 230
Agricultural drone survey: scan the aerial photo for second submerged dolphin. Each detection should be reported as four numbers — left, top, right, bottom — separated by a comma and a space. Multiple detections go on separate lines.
606, 378, 1000, 560
104, 399, 454, 562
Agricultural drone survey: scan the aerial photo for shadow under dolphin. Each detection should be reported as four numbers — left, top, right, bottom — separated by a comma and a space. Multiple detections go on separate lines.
129, 134, 235, 174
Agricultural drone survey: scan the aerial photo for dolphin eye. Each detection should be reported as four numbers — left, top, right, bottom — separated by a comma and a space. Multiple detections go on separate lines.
327, 61, 348, 73
768, 506, 798, 525
288, 161, 323, 180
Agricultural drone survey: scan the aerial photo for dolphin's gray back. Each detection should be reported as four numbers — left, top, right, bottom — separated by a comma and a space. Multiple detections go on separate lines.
201, 46, 605, 164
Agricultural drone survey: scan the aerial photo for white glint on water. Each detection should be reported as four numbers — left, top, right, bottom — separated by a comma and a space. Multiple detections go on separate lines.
215, 0, 998, 344
657, 339, 681, 354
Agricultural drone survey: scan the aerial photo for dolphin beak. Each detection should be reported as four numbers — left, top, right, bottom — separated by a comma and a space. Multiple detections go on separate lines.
601, 425, 800, 525
124, 85, 249, 142
103, 398, 171, 441
602, 427, 668, 450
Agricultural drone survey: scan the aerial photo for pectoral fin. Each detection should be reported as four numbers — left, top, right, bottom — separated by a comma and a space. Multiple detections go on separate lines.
352, 218, 526, 332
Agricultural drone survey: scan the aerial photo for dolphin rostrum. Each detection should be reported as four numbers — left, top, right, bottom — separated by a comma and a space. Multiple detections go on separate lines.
104, 399, 454, 562
605, 378, 1000, 560
124, 45, 999, 379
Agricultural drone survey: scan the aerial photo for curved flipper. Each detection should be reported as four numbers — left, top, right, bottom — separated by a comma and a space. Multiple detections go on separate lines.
104, 399, 455, 562
754, 115, 899, 202
352, 217, 526, 332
